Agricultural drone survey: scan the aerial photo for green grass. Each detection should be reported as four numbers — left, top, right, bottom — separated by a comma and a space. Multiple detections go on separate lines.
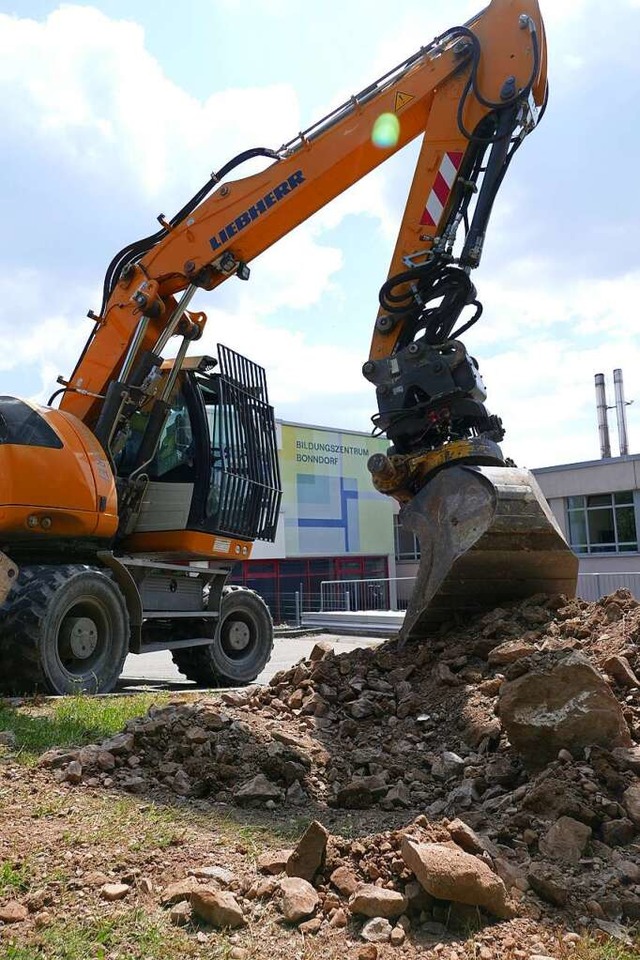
0, 908, 212, 960
0, 860, 31, 896
0, 693, 170, 763
575, 941, 640, 960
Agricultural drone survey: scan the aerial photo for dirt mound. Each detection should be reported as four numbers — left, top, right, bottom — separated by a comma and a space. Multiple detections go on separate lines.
36, 589, 640, 951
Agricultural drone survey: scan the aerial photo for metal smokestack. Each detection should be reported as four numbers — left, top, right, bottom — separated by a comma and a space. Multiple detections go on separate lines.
613, 368, 629, 456
595, 373, 611, 459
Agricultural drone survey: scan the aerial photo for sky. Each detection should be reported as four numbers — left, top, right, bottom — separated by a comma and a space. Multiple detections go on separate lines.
1, 0, 639, 469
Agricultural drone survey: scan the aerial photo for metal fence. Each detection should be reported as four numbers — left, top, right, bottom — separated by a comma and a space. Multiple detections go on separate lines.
576, 572, 640, 602
319, 577, 416, 613
274, 571, 640, 628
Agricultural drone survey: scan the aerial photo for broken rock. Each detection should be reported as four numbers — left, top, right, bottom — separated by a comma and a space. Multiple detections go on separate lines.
257, 849, 294, 875
190, 889, 246, 929
400, 838, 511, 919
279, 876, 319, 923
499, 651, 631, 767
286, 820, 328, 882
361, 917, 393, 943
538, 816, 592, 864
349, 884, 408, 920
622, 782, 640, 826
0, 901, 28, 923
235, 773, 282, 803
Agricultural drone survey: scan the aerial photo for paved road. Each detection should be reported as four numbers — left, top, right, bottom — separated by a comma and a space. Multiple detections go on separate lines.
117, 633, 383, 692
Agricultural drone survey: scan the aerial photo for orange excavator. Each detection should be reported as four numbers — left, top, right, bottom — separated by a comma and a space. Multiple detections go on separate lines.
0, 0, 577, 695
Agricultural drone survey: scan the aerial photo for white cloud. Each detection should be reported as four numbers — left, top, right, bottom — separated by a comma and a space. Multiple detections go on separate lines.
0, 6, 300, 201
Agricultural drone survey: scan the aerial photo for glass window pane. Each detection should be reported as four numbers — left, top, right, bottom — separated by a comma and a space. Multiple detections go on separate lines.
587, 494, 612, 508
587, 507, 615, 547
614, 491, 634, 505
567, 496, 585, 510
616, 506, 637, 543
619, 542, 638, 552
364, 557, 387, 577
567, 510, 587, 547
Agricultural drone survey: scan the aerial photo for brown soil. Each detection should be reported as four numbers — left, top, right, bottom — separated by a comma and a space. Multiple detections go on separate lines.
2, 589, 640, 959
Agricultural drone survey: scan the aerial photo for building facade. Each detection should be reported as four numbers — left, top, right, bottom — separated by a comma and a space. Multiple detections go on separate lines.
235, 413, 640, 617
231, 420, 396, 621
533, 455, 640, 598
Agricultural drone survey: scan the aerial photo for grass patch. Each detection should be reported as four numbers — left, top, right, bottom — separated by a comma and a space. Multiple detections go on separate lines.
1, 908, 208, 960
0, 860, 31, 896
574, 939, 640, 960
0, 693, 170, 763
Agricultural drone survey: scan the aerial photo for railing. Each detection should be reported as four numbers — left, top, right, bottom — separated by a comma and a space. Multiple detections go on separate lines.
266, 572, 640, 628
576, 572, 640, 602
319, 577, 416, 613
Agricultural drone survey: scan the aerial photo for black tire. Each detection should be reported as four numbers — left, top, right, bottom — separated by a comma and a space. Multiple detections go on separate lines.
0, 565, 130, 696
171, 585, 273, 687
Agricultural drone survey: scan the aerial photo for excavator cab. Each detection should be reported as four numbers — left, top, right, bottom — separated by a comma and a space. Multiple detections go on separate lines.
118, 345, 281, 547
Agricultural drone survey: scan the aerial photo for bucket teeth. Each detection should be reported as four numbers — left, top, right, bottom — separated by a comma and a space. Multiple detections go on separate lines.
399, 465, 578, 644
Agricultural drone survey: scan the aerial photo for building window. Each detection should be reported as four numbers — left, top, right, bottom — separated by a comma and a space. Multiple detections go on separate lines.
393, 514, 420, 561
566, 491, 638, 554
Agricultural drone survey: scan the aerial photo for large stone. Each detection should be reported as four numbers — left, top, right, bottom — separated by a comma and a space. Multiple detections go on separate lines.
190, 889, 246, 928
538, 816, 592, 864
257, 849, 294, 875
612, 746, 640, 774
361, 917, 393, 943
0, 901, 28, 923
622, 783, 640, 826
498, 651, 631, 767
100, 883, 130, 902
234, 773, 282, 802
160, 877, 204, 905
101, 732, 135, 755
400, 839, 511, 919
330, 865, 359, 896
604, 655, 640, 688
279, 876, 319, 923
349, 884, 408, 919
527, 863, 569, 907
488, 639, 536, 666
447, 818, 485, 855
286, 820, 328, 882
337, 775, 388, 809
601, 818, 635, 847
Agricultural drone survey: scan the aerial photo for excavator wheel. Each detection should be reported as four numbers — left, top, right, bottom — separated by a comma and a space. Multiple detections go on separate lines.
0, 565, 130, 696
171, 585, 273, 687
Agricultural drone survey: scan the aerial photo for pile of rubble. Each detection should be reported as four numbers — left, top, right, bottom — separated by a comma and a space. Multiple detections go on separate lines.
36, 590, 640, 949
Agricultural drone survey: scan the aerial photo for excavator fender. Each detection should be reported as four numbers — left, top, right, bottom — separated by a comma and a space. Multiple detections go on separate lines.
399, 465, 579, 643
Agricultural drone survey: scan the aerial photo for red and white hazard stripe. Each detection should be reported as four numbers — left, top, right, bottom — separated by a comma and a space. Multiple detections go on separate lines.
420, 151, 463, 228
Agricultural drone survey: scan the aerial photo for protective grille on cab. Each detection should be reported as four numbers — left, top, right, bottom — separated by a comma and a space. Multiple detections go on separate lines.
211, 344, 282, 542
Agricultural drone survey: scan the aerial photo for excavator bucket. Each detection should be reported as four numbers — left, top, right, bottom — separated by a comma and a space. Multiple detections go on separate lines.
399, 465, 578, 644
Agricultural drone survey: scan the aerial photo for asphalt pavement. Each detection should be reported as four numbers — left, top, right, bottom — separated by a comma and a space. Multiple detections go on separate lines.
117, 633, 383, 692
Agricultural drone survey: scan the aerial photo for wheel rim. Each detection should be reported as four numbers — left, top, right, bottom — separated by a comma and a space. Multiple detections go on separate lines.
57, 597, 112, 677
219, 613, 257, 661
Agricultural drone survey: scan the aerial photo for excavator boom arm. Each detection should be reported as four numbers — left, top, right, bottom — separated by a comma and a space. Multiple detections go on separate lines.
59, 0, 546, 450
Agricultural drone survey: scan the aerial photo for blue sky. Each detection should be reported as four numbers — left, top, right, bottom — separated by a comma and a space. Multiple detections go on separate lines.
1, 0, 639, 468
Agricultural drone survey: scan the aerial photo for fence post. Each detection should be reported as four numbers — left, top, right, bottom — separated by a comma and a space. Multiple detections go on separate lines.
295, 591, 301, 627
389, 576, 398, 612
344, 590, 350, 612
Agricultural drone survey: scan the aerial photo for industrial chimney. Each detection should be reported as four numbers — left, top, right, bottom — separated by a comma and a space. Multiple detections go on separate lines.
595, 373, 611, 459
613, 368, 630, 456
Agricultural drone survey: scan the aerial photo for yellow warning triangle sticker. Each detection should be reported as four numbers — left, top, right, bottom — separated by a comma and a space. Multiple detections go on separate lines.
394, 91, 414, 112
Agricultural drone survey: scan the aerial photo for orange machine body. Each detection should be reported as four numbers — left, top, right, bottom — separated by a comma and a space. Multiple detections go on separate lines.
0, 401, 118, 541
